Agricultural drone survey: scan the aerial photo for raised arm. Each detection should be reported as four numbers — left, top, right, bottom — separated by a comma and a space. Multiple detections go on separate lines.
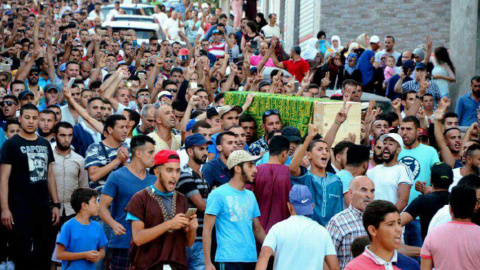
290, 124, 318, 177
433, 98, 456, 167
269, 36, 283, 69
324, 100, 352, 148
63, 87, 104, 133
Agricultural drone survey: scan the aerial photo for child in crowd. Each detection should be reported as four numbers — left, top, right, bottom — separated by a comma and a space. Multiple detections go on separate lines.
384, 55, 398, 82
56, 188, 108, 270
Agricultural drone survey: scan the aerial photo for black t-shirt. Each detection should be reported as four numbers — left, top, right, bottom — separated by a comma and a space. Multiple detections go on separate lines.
404, 190, 450, 240
0, 134, 54, 212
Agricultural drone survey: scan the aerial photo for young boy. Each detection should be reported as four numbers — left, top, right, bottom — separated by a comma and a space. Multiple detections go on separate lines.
5, 119, 20, 139
56, 188, 108, 270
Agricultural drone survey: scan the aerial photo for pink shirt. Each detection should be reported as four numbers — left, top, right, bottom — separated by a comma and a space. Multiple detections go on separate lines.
421, 221, 480, 270
384, 66, 396, 82
250, 55, 275, 67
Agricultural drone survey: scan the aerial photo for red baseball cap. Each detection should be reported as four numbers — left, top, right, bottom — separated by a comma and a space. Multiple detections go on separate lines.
150, 150, 180, 174
178, 48, 189, 56
418, 128, 428, 137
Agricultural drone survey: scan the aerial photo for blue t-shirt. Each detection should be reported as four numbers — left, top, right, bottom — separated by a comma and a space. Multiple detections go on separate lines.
102, 166, 156, 249
290, 167, 343, 226
205, 183, 261, 262
336, 169, 354, 195
456, 93, 480, 126
398, 144, 439, 203
57, 218, 108, 270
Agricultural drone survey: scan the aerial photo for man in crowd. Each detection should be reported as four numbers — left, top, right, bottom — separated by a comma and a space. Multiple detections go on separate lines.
327, 176, 375, 269
249, 110, 282, 156
100, 135, 156, 270
202, 131, 239, 188
148, 105, 182, 152
456, 76, 480, 126
337, 145, 370, 206
203, 150, 265, 270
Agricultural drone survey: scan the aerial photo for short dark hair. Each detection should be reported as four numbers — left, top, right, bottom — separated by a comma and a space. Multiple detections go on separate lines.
442, 112, 458, 125
402, 115, 420, 129
266, 129, 282, 141
363, 200, 399, 241
342, 79, 358, 89
385, 111, 399, 127
192, 120, 211, 133
131, 134, 155, 154
402, 90, 417, 101
5, 119, 20, 130
65, 61, 79, 70
269, 135, 290, 156
170, 67, 183, 75
20, 103, 39, 115
457, 174, 480, 190
470, 76, 480, 84
385, 35, 395, 42
333, 141, 353, 157
71, 188, 99, 213
172, 100, 188, 112
346, 145, 370, 166
214, 93, 225, 104
217, 131, 237, 146
40, 109, 56, 119
240, 114, 255, 125
54, 121, 73, 134
124, 109, 141, 128
316, 30, 326, 39
420, 93, 433, 101
2, 95, 19, 104
450, 186, 477, 219
87, 97, 103, 106
307, 139, 328, 152
219, 13, 228, 19
104, 114, 127, 134
466, 143, 480, 159
351, 236, 371, 258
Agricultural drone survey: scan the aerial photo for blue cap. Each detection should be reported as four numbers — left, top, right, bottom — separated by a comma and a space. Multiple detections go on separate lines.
289, 185, 313, 216
402, 60, 415, 70
18, 90, 34, 100
212, 30, 220, 35
59, 63, 67, 72
5, 10, 12, 15
185, 133, 212, 149
415, 62, 426, 70
186, 119, 197, 132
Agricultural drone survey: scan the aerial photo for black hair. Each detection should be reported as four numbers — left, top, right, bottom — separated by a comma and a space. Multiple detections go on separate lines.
402, 115, 420, 129
2, 94, 19, 104
266, 129, 282, 141
385, 111, 399, 127
170, 67, 183, 75
351, 236, 371, 258
316, 31, 326, 39
240, 114, 256, 125
450, 186, 477, 219
471, 76, 480, 84
219, 13, 228, 20
20, 103, 39, 115
65, 61, 79, 70
363, 200, 399, 241
131, 134, 155, 155
5, 119, 20, 130
443, 127, 461, 137
53, 121, 73, 134
466, 143, 480, 159
103, 114, 127, 134
125, 109, 141, 128
442, 112, 458, 125
457, 174, 480, 190
162, 79, 177, 89
333, 141, 353, 157
342, 79, 358, 89
192, 120, 211, 133
420, 93, 434, 101
307, 139, 328, 152
217, 131, 237, 146
71, 188, 99, 213
270, 69, 282, 78
269, 135, 290, 156
402, 90, 417, 101
308, 84, 320, 90
87, 97, 103, 106
171, 100, 188, 112
11, 80, 26, 88
385, 35, 395, 42
39, 109, 56, 119
434, 47, 456, 75
346, 145, 370, 166
214, 92, 225, 103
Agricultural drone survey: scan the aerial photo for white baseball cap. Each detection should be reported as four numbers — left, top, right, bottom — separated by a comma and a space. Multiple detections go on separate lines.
227, 150, 260, 170
370, 35, 380, 44
379, 133, 404, 149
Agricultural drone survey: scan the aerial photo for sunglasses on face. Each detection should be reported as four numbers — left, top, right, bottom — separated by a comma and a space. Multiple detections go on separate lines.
29, 72, 39, 76
263, 109, 279, 116
165, 88, 178, 93
164, 60, 172, 63
1, 101, 17, 107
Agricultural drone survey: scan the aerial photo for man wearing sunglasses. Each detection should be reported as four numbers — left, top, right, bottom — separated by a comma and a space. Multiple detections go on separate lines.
249, 110, 283, 156
0, 95, 19, 130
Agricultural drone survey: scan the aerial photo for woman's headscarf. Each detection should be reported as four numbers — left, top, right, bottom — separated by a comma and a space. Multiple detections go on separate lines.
345, 42, 359, 57
358, 50, 376, 85
356, 33, 369, 49
330, 35, 343, 52
344, 53, 358, 75
302, 38, 319, 61
379, 52, 391, 69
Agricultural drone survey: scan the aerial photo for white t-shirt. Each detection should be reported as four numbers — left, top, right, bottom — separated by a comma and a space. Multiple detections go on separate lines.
164, 18, 182, 41
88, 10, 105, 21
153, 12, 168, 30
261, 24, 281, 39
427, 205, 451, 234
451, 168, 463, 192
367, 163, 414, 204
106, 9, 120, 22
375, 49, 401, 64
263, 215, 336, 270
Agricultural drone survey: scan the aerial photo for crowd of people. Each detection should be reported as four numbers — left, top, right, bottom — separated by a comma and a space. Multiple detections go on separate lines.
0, 0, 480, 270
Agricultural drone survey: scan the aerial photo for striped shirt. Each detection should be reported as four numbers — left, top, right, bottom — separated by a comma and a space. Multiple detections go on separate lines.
178, 164, 211, 241
326, 205, 366, 269
401, 79, 442, 101
208, 42, 227, 59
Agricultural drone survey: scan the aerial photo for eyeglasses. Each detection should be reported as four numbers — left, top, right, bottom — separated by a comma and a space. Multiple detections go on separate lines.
263, 109, 279, 116
38, 37, 45, 40
1, 101, 17, 107
165, 88, 177, 93
29, 72, 39, 76
164, 60, 172, 63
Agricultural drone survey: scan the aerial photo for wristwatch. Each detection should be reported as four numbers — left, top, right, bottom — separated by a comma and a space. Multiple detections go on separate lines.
53, 203, 61, 209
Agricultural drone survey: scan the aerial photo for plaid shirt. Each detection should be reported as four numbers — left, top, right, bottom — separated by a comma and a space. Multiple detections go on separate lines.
249, 136, 269, 156
401, 79, 442, 101
326, 205, 366, 269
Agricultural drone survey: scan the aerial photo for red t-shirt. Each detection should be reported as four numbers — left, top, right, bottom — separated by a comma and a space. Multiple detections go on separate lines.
282, 58, 309, 81
248, 164, 291, 233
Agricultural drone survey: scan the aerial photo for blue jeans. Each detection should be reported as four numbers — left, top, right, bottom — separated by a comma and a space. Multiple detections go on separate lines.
186, 241, 205, 270
404, 219, 423, 247
95, 220, 113, 270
